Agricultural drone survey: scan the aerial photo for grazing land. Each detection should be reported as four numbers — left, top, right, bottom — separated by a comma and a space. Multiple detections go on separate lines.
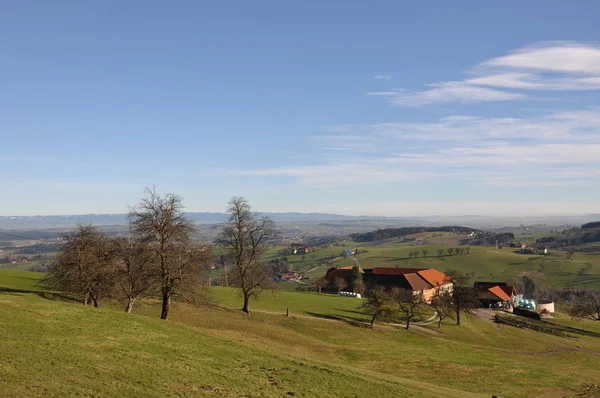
2, 269, 600, 398
266, 239, 600, 289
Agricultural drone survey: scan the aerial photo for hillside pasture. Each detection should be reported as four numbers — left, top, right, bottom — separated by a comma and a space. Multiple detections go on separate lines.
2, 271, 600, 397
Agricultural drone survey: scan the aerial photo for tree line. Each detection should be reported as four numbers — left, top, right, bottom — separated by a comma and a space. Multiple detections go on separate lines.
45, 189, 277, 319
350, 226, 479, 242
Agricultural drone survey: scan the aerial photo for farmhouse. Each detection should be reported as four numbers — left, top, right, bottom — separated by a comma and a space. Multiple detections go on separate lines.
290, 244, 314, 255
324, 266, 453, 303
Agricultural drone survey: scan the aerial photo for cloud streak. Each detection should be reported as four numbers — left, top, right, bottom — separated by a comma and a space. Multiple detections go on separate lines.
221, 109, 600, 187
372, 42, 600, 107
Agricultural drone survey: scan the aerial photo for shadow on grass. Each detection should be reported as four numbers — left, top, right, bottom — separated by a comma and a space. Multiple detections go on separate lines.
0, 286, 79, 303
305, 312, 368, 328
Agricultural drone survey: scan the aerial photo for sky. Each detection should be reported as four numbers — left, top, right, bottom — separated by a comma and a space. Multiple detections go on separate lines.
1, 1, 600, 217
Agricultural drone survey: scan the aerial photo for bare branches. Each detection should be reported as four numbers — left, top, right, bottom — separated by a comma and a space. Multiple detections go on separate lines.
334, 277, 347, 293
362, 286, 392, 326
217, 196, 278, 313
46, 225, 115, 307
391, 288, 424, 330
129, 187, 208, 320
445, 269, 480, 325
569, 291, 600, 321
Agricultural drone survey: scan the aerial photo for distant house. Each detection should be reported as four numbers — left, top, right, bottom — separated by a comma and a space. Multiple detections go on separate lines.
276, 272, 300, 282
362, 267, 453, 304
474, 281, 517, 307
291, 244, 314, 255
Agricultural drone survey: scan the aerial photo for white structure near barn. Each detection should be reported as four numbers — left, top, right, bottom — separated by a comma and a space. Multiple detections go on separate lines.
536, 300, 555, 314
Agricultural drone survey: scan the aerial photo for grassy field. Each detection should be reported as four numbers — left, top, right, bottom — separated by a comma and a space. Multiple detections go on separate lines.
3, 269, 600, 397
287, 241, 600, 288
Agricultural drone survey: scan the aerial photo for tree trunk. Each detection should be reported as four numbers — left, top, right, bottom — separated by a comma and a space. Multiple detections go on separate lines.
456, 308, 461, 325
242, 293, 250, 313
92, 298, 98, 308
438, 316, 443, 328
125, 297, 136, 313
161, 292, 170, 320
406, 317, 410, 330
370, 312, 377, 326
83, 291, 90, 306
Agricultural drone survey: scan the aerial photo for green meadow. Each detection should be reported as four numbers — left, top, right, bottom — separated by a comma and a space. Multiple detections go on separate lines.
267, 240, 600, 289
2, 269, 600, 397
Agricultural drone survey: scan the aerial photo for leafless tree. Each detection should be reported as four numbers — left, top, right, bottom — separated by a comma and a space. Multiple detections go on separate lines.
353, 279, 365, 295
112, 234, 157, 313
392, 288, 423, 330
217, 196, 278, 313
437, 249, 444, 257
465, 247, 470, 255
312, 277, 329, 293
334, 276, 347, 293
445, 269, 480, 326
362, 286, 391, 326
431, 291, 453, 328
422, 249, 428, 258
46, 225, 115, 307
569, 291, 600, 321
129, 187, 208, 320
447, 248, 454, 256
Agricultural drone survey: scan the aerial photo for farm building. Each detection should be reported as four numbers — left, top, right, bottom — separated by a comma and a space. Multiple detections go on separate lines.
290, 244, 314, 255
474, 282, 517, 307
362, 267, 453, 303
324, 266, 364, 285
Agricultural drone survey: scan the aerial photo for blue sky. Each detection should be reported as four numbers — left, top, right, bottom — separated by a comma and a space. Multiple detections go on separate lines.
1, 1, 600, 216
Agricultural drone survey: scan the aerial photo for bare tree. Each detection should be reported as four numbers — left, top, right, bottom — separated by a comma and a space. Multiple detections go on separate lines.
431, 291, 453, 328
312, 277, 329, 293
353, 279, 365, 295
112, 234, 157, 313
334, 276, 347, 293
422, 249, 428, 258
437, 249, 444, 257
445, 269, 479, 326
569, 291, 600, 321
392, 288, 423, 330
217, 196, 278, 313
465, 247, 471, 255
362, 286, 391, 326
130, 187, 207, 320
46, 225, 115, 307
447, 248, 454, 256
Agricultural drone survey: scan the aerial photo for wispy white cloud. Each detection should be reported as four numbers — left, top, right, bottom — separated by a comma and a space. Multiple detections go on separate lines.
374, 42, 600, 107
221, 109, 600, 188
368, 82, 524, 106
482, 42, 600, 74
374, 74, 392, 79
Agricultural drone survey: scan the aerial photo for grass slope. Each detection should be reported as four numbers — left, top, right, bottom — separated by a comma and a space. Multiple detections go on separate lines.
327, 243, 600, 288
3, 270, 600, 397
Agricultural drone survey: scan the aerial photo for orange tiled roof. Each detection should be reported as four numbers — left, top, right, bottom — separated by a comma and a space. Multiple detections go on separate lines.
488, 286, 511, 301
417, 269, 452, 287
404, 273, 434, 291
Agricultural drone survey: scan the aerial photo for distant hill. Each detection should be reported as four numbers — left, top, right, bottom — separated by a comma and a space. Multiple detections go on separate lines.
536, 221, 600, 249
350, 226, 480, 242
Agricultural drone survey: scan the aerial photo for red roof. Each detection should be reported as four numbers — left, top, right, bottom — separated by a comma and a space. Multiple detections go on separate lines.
404, 273, 433, 291
488, 286, 511, 301
417, 269, 452, 287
